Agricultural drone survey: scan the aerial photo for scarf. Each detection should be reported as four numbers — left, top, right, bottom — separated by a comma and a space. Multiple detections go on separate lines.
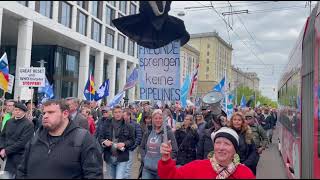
209, 153, 240, 179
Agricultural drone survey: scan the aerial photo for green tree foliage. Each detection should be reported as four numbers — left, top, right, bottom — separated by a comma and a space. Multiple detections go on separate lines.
233, 85, 278, 108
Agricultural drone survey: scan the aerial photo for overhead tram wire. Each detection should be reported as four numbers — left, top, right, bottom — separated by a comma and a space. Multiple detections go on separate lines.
193, 1, 267, 67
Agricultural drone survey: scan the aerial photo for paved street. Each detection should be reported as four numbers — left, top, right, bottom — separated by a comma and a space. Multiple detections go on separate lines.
256, 129, 288, 179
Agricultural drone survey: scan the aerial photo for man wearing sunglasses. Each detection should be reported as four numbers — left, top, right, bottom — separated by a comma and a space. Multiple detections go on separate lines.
245, 111, 268, 154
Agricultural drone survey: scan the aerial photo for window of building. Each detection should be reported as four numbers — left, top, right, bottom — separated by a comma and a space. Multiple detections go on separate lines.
206, 67, 209, 72
35, 1, 52, 18
119, 1, 127, 14
207, 44, 210, 48
105, 5, 115, 27
206, 74, 209, 79
115, 62, 120, 94
91, 1, 102, 19
54, 47, 79, 98
207, 58, 209, 64
130, 3, 136, 15
17, 1, 28, 6
105, 27, 114, 48
89, 55, 95, 75
207, 51, 210, 56
107, 1, 116, 7
58, 1, 72, 28
77, 10, 87, 35
77, 1, 88, 10
128, 39, 135, 56
118, 34, 126, 53
91, 20, 101, 43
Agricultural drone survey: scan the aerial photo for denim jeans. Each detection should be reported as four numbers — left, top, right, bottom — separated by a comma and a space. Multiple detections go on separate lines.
142, 168, 159, 179
124, 150, 135, 179
106, 158, 128, 179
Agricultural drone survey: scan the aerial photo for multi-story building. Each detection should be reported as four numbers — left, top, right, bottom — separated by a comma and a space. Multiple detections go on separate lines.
180, 43, 199, 98
231, 66, 260, 91
0, 1, 139, 103
188, 31, 233, 97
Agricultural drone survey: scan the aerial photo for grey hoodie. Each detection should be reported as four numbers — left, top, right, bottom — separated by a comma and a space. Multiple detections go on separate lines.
140, 125, 178, 173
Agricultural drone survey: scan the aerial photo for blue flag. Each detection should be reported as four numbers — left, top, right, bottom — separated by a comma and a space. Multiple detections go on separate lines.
240, 95, 247, 108
38, 76, 54, 99
108, 91, 125, 108
94, 79, 109, 101
123, 68, 138, 91
213, 77, 225, 93
180, 74, 191, 109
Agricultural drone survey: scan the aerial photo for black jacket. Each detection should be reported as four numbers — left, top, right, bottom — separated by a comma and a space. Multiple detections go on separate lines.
98, 119, 135, 163
0, 116, 34, 174
175, 127, 199, 165
237, 131, 259, 174
16, 120, 103, 179
196, 128, 214, 160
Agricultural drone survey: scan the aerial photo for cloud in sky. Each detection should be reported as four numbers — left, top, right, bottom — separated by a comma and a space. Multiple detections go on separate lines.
170, 1, 314, 101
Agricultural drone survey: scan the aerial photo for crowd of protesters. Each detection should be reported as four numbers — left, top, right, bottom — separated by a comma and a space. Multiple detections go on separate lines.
0, 97, 278, 179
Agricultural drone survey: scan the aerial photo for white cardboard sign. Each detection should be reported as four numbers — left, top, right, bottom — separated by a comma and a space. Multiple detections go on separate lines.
18, 67, 45, 87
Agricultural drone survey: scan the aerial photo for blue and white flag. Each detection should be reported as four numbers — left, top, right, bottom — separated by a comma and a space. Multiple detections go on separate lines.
124, 68, 138, 91
240, 95, 247, 108
108, 91, 125, 108
38, 76, 54, 99
180, 74, 191, 109
213, 77, 225, 93
94, 79, 109, 101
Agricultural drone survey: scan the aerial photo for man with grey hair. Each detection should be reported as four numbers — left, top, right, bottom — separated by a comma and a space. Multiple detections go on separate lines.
65, 97, 89, 130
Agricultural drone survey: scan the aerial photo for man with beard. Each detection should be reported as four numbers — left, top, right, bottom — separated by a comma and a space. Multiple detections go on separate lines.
16, 99, 103, 179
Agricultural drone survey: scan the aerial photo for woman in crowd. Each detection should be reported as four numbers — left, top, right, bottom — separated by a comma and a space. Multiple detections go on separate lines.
175, 115, 199, 166
158, 127, 255, 179
140, 112, 153, 135
228, 112, 259, 175
140, 109, 178, 179
163, 108, 176, 132
80, 107, 96, 135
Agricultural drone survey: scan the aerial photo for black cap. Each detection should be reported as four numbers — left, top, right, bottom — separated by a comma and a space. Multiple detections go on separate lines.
14, 102, 28, 112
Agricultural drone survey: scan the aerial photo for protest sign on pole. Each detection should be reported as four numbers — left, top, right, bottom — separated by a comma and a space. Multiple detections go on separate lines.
18, 67, 45, 87
138, 40, 180, 101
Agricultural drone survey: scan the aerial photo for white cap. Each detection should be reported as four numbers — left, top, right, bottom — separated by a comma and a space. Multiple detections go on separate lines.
211, 127, 239, 146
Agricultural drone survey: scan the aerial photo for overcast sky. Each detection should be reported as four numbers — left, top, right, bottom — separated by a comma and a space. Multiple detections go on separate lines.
170, 1, 315, 101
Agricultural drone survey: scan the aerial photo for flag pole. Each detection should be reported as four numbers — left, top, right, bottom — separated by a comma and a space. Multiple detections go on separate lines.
224, 68, 228, 115
1, 91, 5, 122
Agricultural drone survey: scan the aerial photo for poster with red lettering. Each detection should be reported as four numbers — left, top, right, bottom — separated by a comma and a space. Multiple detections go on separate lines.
18, 67, 46, 87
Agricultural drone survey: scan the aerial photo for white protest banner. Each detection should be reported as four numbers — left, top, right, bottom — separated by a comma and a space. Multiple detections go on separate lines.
19, 67, 45, 87
8, 74, 14, 94
20, 88, 33, 100
138, 40, 180, 101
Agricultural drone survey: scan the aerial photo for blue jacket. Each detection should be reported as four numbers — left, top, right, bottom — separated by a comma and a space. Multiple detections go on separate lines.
129, 120, 143, 151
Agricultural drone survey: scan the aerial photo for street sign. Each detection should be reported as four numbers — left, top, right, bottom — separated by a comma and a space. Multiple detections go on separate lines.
18, 67, 45, 87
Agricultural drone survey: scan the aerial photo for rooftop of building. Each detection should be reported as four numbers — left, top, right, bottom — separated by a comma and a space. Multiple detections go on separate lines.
232, 65, 260, 81
181, 43, 200, 56
190, 31, 233, 50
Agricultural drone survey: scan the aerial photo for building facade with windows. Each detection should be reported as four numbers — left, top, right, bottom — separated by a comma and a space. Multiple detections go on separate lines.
231, 66, 260, 91
188, 31, 233, 97
0, 1, 139, 103
180, 44, 200, 98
